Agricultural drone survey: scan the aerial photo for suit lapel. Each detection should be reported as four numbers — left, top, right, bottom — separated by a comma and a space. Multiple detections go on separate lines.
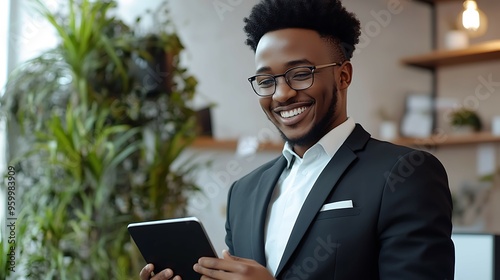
275, 124, 370, 276
251, 156, 287, 266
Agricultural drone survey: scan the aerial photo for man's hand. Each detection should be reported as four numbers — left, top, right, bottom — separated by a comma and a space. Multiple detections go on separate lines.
193, 250, 275, 280
139, 264, 182, 280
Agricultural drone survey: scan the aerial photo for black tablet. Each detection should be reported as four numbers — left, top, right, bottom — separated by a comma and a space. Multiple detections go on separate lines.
128, 217, 217, 278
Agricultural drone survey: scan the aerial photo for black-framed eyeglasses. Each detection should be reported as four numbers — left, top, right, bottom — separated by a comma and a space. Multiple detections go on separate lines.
247, 62, 342, 97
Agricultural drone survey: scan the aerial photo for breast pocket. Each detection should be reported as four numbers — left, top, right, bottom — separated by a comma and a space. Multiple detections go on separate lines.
315, 207, 361, 220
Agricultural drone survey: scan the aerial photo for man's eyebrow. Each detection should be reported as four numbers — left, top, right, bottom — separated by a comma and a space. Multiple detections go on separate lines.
255, 59, 314, 74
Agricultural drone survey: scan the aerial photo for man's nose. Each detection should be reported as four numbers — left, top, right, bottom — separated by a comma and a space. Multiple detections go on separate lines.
272, 77, 297, 102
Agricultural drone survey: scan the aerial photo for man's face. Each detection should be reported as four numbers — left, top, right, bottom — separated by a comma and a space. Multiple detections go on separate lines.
254, 28, 347, 151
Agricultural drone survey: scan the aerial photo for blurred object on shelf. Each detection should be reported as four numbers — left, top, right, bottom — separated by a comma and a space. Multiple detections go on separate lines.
444, 30, 469, 50
450, 108, 482, 134
196, 107, 213, 137
400, 94, 433, 138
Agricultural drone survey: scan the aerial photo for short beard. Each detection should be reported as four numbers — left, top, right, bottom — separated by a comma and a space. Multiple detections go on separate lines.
278, 90, 338, 148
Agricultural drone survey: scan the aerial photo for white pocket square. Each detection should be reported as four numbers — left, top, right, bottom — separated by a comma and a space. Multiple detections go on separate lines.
320, 200, 353, 212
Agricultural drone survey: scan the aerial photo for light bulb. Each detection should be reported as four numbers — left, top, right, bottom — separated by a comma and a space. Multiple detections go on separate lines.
457, 0, 488, 38
462, 1, 480, 31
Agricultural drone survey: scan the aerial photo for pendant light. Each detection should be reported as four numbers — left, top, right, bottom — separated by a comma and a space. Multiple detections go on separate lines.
457, 0, 488, 38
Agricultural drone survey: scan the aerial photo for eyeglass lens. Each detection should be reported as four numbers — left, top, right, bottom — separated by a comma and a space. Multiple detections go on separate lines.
252, 67, 314, 96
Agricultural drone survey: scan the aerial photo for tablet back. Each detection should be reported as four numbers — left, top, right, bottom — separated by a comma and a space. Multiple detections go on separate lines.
128, 217, 217, 279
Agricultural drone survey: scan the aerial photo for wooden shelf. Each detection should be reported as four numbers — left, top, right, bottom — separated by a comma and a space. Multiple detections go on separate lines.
191, 136, 283, 151
393, 132, 500, 147
193, 133, 500, 150
191, 133, 500, 150
402, 40, 500, 69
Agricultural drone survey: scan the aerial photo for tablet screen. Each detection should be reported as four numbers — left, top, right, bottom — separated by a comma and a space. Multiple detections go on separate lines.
128, 217, 217, 278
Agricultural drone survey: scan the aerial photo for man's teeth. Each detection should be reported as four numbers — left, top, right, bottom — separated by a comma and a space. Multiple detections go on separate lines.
280, 107, 307, 118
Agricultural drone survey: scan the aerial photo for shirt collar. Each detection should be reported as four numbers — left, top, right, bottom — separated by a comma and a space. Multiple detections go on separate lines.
282, 118, 356, 168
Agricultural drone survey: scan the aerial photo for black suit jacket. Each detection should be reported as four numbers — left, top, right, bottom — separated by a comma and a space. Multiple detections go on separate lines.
225, 124, 454, 279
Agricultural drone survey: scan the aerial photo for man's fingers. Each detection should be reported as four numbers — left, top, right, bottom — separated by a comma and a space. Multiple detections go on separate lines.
200, 276, 217, 280
139, 264, 154, 280
155, 269, 175, 280
194, 263, 228, 279
196, 255, 255, 275
139, 264, 177, 280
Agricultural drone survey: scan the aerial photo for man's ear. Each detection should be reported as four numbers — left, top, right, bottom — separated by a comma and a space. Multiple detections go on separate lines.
338, 61, 352, 90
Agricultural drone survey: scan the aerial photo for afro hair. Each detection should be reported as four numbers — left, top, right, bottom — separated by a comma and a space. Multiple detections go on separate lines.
243, 0, 361, 60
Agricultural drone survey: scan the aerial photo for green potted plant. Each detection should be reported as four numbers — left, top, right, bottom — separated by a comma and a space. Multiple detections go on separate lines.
1, 0, 202, 278
450, 108, 482, 134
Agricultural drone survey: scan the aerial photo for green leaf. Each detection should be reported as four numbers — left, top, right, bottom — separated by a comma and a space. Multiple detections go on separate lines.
107, 141, 140, 170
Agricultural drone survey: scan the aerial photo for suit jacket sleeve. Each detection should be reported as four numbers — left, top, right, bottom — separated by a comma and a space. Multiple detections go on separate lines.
378, 150, 454, 279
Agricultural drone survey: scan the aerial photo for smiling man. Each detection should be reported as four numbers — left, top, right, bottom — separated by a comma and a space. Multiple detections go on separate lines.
251, 28, 349, 158
140, 1, 455, 279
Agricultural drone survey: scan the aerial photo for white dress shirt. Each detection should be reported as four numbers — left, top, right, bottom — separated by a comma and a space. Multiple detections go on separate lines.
264, 118, 355, 276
